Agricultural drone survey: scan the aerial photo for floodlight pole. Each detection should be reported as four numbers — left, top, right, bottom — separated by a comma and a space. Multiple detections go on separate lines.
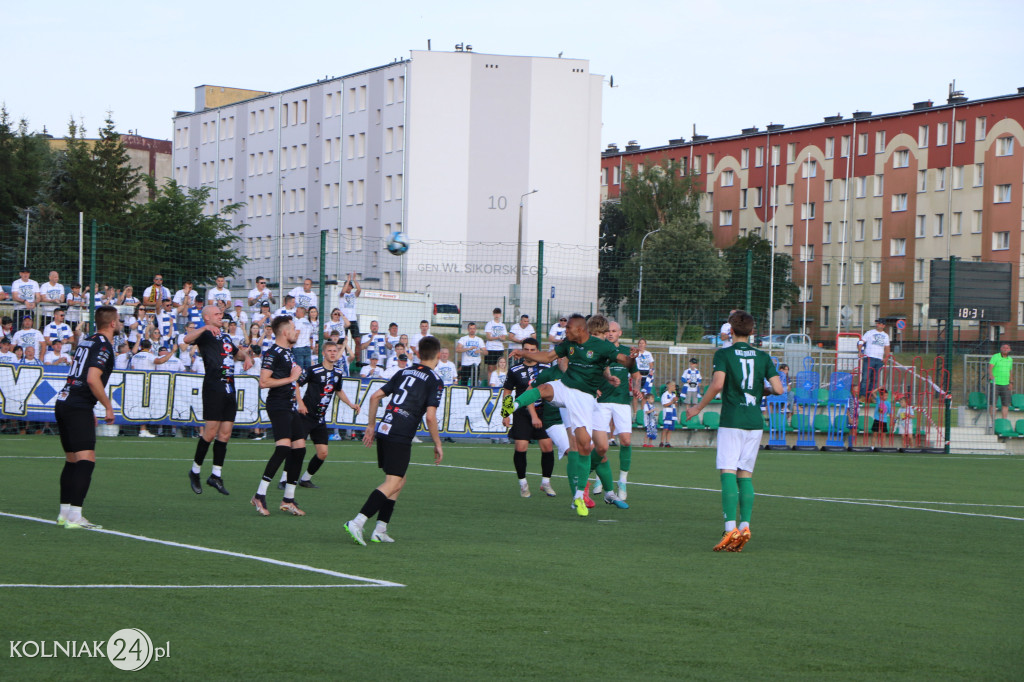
637, 228, 661, 330
515, 189, 538, 319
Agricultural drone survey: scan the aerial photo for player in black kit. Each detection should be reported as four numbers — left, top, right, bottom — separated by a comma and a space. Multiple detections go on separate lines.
56, 305, 120, 530
185, 305, 252, 496
287, 341, 359, 489
345, 335, 444, 545
251, 315, 304, 515
501, 338, 557, 498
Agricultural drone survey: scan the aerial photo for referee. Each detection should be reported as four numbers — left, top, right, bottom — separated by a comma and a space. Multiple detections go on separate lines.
55, 305, 119, 530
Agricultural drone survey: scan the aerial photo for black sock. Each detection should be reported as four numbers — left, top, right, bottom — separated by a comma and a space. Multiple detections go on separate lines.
262, 445, 291, 481
285, 448, 305, 485
513, 449, 527, 479
306, 455, 325, 476
212, 440, 228, 468
379, 498, 396, 524
60, 461, 74, 505
358, 488, 388, 519
541, 450, 554, 478
71, 460, 95, 507
193, 437, 212, 466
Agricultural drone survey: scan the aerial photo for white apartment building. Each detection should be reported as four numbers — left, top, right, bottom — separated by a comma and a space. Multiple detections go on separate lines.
172, 49, 603, 323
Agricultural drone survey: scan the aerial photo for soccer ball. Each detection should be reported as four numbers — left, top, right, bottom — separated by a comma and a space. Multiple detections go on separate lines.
386, 231, 409, 255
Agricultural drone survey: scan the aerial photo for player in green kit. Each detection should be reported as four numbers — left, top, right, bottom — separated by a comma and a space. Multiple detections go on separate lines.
686, 310, 784, 552
591, 319, 640, 501
506, 314, 634, 516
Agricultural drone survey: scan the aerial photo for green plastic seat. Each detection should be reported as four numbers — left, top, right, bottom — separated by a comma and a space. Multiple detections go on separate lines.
702, 412, 720, 430
1015, 419, 1024, 437
791, 413, 811, 432
832, 415, 848, 434
967, 392, 987, 410
681, 416, 702, 430
816, 388, 830, 407
813, 414, 832, 433
994, 418, 1015, 438
1012, 394, 1024, 412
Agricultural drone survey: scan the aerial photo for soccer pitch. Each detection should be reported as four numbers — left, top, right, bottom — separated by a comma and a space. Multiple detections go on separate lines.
0, 436, 1021, 680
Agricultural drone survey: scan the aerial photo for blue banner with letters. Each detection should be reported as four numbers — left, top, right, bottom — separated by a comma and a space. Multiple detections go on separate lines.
0, 365, 508, 438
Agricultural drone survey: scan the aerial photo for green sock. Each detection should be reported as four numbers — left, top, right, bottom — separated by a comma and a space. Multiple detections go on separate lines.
592, 454, 614, 493
573, 453, 590, 495
566, 451, 580, 496
737, 477, 754, 524
720, 472, 738, 523
589, 453, 599, 473
619, 444, 632, 473
514, 388, 541, 410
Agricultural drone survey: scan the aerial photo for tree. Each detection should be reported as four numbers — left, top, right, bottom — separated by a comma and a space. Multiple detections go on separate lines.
722, 233, 799, 336
129, 178, 249, 286
0, 107, 51, 224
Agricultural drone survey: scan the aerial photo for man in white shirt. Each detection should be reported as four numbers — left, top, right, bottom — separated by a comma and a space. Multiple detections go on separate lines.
42, 308, 74, 350
409, 320, 431, 352
456, 322, 486, 386
508, 314, 535, 351
483, 308, 508, 377
232, 302, 249, 328
858, 318, 891, 393
43, 339, 72, 366
173, 280, 199, 308
273, 295, 297, 320
382, 353, 410, 380
155, 300, 178, 343
719, 309, 737, 348
359, 319, 387, 362
435, 347, 457, 387
142, 274, 172, 311
292, 307, 315, 368
338, 272, 361, 341
114, 342, 132, 370
130, 340, 171, 437
12, 316, 43, 358
0, 337, 18, 363
247, 276, 275, 313
64, 283, 87, 331
158, 345, 186, 372
359, 355, 384, 379
548, 317, 568, 349
288, 278, 318, 311
206, 276, 232, 306
384, 322, 401, 363
38, 271, 65, 325
11, 267, 40, 325
385, 342, 408, 371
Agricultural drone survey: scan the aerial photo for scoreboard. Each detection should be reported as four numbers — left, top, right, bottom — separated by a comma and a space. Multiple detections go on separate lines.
928, 260, 1012, 322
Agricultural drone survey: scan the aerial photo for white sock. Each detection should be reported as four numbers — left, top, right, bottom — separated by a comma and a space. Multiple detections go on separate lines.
191, 463, 201, 474
574, 490, 584, 500
725, 520, 737, 532
518, 478, 528, 487
541, 477, 550, 486
256, 480, 269, 496
68, 506, 83, 523
353, 513, 368, 527
739, 521, 749, 531
284, 483, 296, 499
211, 465, 223, 478
59, 503, 71, 519
300, 472, 312, 482
619, 472, 628, 484
374, 521, 388, 535
280, 471, 287, 483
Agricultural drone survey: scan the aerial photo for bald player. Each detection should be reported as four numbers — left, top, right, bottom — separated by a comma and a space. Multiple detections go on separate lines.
184, 305, 252, 496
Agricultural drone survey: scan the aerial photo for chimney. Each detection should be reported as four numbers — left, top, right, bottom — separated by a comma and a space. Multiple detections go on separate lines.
668, 137, 687, 146
912, 100, 934, 110
625, 140, 641, 152
766, 124, 784, 132
741, 126, 759, 135
852, 111, 871, 119
823, 114, 843, 123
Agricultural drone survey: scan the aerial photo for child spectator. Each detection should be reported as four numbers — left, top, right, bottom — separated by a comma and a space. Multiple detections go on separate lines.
681, 358, 702, 405
643, 393, 658, 448
846, 383, 860, 448
660, 381, 678, 447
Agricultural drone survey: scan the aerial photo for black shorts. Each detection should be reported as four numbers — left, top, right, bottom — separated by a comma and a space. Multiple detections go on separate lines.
347, 319, 360, 339
485, 350, 504, 366
55, 401, 96, 453
202, 385, 238, 423
291, 412, 329, 445
376, 437, 411, 477
509, 410, 548, 442
267, 405, 296, 440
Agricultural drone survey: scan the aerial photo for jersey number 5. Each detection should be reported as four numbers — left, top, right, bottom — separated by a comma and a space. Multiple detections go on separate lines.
391, 375, 416, 405
739, 358, 755, 391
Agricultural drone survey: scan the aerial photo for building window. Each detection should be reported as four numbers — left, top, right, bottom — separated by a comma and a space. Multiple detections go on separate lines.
894, 150, 909, 168
996, 136, 1014, 156
918, 125, 929, 148
953, 211, 962, 235
890, 238, 906, 256
787, 143, 796, 164
755, 146, 764, 167
395, 174, 403, 199
874, 174, 884, 196
740, 148, 749, 169
855, 176, 867, 198
740, 189, 748, 209
876, 130, 886, 152
825, 180, 833, 202
993, 231, 1010, 251
892, 194, 908, 212
800, 202, 816, 220
798, 285, 812, 303
853, 262, 864, 284
612, 166, 620, 185
823, 222, 832, 243
870, 262, 881, 284
890, 282, 905, 300
972, 210, 983, 233
706, 192, 714, 213
954, 119, 966, 143
601, 168, 608, 186
974, 163, 984, 187
821, 306, 830, 327
722, 170, 734, 187
840, 136, 850, 158
937, 122, 948, 146
995, 184, 1011, 203
753, 187, 763, 207
799, 244, 814, 262
858, 132, 868, 155
936, 168, 946, 191
953, 165, 964, 189
915, 259, 925, 282
855, 219, 865, 241
917, 169, 928, 192
785, 224, 793, 245
855, 305, 864, 326
915, 215, 926, 238
720, 210, 733, 226
934, 213, 944, 237
825, 137, 834, 159
771, 145, 780, 166
976, 116, 987, 141
786, 184, 794, 205
693, 156, 701, 174
803, 159, 817, 178
822, 263, 831, 285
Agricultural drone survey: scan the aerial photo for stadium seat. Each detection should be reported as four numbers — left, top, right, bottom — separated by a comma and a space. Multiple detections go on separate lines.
994, 418, 1015, 439
832, 415, 848, 434
813, 414, 832, 433
767, 412, 788, 433
1015, 419, 1024, 437
681, 415, 701, 430
791, 413, 811, 433
857, 415, 874, 432
702, 412, 720, 430
1012, 394, 1024, 412
816, 388, 830, 407
967, 392, 987, 410
634, 409, 644, 429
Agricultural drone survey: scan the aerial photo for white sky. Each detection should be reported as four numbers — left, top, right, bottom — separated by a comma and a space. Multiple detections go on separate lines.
3, 0, 1022, 150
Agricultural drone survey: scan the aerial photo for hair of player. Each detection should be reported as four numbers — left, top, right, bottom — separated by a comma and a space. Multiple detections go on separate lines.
418, 335, 441, 361
271, 315, 293, 336
94, 305, 119, 331
522, 337, 538, 350
587, 314, 609, 335
729, 310, 755, 337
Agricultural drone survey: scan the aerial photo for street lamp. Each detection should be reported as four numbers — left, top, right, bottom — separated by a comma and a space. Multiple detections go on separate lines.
515, 189, 539, 318
637, 228, 661, 330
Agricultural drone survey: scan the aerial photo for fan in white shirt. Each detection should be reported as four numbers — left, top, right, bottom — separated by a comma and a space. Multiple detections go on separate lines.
288, 279, 318, 311
11, 269, 40, 316
247, 277, 275, 313
359, 356, 384, 379
38, 271, 65, 319
435, 348, 458, 387
43, 340, 72, 366
205, 276, 233, 305
408, 320, 431, 355
12, 317, 43, 356
142, 274, 172, 308
382, 354, 410, 379
42, 309, 74, 348
173, 281, 199, 307
548, 317, 568, 349
507, 314, 535, 351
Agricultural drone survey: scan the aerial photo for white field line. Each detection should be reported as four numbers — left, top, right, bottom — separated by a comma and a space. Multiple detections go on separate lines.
0, 511, 404, 588
0, 584, 381, 589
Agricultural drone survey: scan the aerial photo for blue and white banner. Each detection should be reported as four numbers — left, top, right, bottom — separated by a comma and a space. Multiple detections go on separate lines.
0, 366, 508, 438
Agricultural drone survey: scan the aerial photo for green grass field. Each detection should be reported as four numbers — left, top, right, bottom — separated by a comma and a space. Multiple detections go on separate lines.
0, 435, 1021, 680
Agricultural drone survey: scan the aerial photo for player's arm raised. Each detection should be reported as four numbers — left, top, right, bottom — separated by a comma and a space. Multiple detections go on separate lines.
182, 325, 207, 345
510, 347, 557, 363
